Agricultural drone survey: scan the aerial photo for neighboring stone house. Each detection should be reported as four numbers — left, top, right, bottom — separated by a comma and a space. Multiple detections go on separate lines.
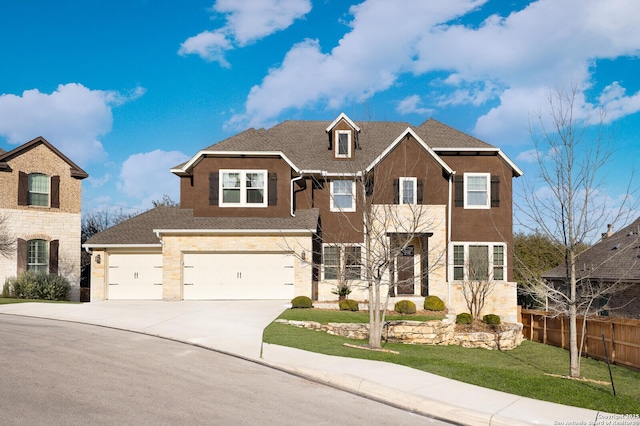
84, 113, 523, 321
0, 137, 88, 301
544, 218, 640, 319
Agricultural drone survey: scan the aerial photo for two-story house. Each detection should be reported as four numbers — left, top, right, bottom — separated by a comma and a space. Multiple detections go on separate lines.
0, 137, 88, 301
84, 114, 522, 320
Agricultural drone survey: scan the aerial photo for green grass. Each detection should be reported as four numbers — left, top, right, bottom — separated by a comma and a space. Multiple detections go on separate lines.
0, 297, 78, 304
264, 309, 640, 414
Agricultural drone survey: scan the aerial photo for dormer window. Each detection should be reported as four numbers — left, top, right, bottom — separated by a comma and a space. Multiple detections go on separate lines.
335, 130, 351, 158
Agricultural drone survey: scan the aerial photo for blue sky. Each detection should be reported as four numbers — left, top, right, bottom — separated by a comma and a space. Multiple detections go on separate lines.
1, 0, 639, 229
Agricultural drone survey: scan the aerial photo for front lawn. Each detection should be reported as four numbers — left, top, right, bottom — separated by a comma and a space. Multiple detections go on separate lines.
263, 309, 640, 414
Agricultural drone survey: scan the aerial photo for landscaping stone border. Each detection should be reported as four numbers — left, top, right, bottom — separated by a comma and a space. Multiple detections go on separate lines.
275, 315, 524, 350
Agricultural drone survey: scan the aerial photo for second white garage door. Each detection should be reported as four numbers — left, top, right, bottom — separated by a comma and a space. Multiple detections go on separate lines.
183, 252, 294, 300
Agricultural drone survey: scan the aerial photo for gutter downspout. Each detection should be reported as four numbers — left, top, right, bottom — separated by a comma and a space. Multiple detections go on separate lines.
291, 175, 304, 217
447, 171, 455, 307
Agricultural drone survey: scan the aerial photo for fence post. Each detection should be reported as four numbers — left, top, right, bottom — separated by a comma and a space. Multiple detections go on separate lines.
610, 322, 616, 363
561, 315, 565, 349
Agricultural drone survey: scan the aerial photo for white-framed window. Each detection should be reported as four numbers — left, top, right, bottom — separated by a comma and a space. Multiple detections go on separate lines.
219, 170, 267, 207
451, 242, 506, 281
335, 130, 351, 158
323, 245, 361, 280
464, 173, 490, 209
27, 239, 48, 272
330, 180, 356, 212
399, 177, 417, 205
28, 173, 49, 207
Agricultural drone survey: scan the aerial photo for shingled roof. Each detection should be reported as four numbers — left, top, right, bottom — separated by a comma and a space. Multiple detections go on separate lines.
544, 217, 640, 283
84, 206, 319, 246
177, 118, 497, 175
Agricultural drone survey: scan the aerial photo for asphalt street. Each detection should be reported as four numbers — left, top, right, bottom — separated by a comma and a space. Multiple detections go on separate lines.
0, 315, 453, 425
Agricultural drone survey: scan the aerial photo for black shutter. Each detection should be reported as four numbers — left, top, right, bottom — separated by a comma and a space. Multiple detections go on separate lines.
454, 175, 464, 207
491, 175, 500, 207
268, 172, 278, 206
17, 239, 27, 273
49, 240, 59, 274
18, 171, 28, 205
209, 172, 219, 205
417, 179, 424, 204
50, 175, 60, 208
393, 178, 399, 204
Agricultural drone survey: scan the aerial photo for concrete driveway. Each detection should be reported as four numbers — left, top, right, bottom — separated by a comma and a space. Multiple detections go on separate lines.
0, 300, 288, 359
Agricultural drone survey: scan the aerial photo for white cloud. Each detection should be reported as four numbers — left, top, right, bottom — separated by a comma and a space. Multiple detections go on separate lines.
179, 0, 311, 65
230, 0, 640, 140
178, 30, 232, 67
0, 83, 144, 166
117, 149, 189, 208
516, 149, 539, 163
397, 95, 432, 116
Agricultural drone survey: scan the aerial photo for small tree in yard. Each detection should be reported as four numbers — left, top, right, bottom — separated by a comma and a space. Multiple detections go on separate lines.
517, 85, 637, 378
458, 246, 496, 320
327, 157, 445, 349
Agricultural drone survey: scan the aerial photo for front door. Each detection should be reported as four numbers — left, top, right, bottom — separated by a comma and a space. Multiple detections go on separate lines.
396, 245, 415, 295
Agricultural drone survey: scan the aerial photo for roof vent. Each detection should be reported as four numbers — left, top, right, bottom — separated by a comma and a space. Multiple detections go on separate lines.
612, 243, 621, 250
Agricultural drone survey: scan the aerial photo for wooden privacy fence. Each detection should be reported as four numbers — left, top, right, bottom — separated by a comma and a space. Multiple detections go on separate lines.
520, 309, 640, 371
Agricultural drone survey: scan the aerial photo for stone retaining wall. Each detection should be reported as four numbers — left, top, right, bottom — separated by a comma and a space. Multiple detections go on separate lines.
275, 316, 524, 350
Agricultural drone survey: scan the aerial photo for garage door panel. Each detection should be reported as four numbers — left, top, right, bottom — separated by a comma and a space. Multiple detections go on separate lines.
183, 253, 294, 300
108, 254, 163, 300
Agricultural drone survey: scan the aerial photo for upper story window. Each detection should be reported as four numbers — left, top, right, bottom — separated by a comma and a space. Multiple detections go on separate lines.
27, 239, 48, 272
28, 173, 49, 206
400, 177, 417, 205
220, 170, 267, 207
335, 130, 351, 159
18, 172, 60, 208
330, 180, 356, 212
452, 242, 505, 281
464, 173, 490, 209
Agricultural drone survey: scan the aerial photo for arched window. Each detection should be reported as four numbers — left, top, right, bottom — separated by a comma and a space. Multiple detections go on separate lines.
28, 173, 49, 206
27, 239, 48, 272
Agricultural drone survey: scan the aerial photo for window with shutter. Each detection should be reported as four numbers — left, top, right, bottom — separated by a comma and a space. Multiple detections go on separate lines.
219, 170, 268, 207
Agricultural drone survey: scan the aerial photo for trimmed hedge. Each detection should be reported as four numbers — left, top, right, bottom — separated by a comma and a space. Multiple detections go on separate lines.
338, 299, 359, 311
3, 271, 70, 301
423, 295, 445, 311
456, 313, 473, 324
291, 296, 313, 309
394, 299, 416, 314
482, 314, 501, 325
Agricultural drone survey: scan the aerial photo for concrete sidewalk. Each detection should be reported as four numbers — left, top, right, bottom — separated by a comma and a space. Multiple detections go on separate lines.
0, 300, 623, 426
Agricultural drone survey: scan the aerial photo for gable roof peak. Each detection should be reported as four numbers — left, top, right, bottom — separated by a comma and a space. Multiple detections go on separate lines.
325, 112, 361, 133
0, 136, 88, 179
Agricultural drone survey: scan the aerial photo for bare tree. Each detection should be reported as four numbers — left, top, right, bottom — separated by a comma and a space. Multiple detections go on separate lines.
361, 182, 444, 348
0, 213, 14, 259
458, 247, 497, 319
517, 85, 637, 378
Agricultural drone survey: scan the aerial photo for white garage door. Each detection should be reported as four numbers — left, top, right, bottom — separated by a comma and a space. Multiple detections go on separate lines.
107, 253, 163, 300
183, 252, 294, 300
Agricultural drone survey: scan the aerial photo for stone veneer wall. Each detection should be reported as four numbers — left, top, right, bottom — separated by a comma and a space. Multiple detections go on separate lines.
276, 316, 524, 350
0, 208, 82, 301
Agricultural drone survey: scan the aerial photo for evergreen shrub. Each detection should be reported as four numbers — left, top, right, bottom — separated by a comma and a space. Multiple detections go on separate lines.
394, 299, 416, 314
